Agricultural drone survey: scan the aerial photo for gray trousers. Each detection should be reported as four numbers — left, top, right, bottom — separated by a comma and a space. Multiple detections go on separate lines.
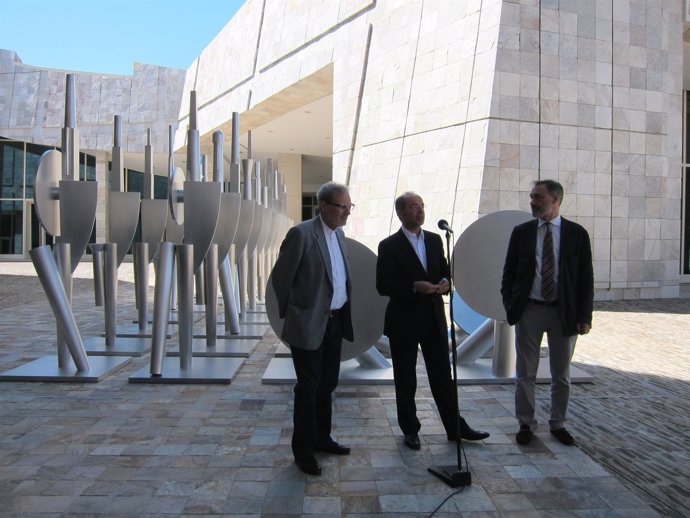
514, 302, 577, 430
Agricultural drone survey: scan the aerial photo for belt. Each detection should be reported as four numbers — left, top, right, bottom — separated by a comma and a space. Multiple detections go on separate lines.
529, 298, 558, 307
328, 308, 343, 318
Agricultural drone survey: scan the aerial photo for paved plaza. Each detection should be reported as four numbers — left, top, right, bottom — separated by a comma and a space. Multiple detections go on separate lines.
0, 261, 688, 517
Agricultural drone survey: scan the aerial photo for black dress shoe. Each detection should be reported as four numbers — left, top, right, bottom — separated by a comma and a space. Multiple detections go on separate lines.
295, 456, 322, 476
516, 424, 533, 445
458, 418, 490, 441
315, 440, 351, 455
403, 433, 421, 450
550, 428, 575, 446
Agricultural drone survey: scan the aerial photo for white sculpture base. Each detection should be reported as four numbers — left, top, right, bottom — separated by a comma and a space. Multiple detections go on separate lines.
0, 355, 131, 382
128, 357, 244, 384
83, 335, 150, 356
262, 357, 395, 385
196, 323, 268, 340
455, 358, 594, 385
165, 338, 258, 357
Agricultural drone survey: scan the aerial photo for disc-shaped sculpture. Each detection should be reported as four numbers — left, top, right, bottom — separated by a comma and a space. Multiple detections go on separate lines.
452, 210, 533, 320
169, 166, 185, 224
34, 149, 62, 237
265, 238, 386, 361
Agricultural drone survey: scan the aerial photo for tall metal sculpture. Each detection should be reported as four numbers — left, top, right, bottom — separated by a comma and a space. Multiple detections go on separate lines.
124, 128, 169, 338
83, 115, 147, 356
129, 91, 244, 383
0, 74, 129, 382
181, 128, 258, 356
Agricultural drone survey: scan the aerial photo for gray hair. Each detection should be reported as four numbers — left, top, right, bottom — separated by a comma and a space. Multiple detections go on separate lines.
316, 181, 349, 204
534, 179, 564, 203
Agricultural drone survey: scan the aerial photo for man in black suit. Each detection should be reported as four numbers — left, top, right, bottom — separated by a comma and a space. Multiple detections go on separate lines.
501, 179, 593, 446
376, 192, 489, 450
272, 181, 354, 476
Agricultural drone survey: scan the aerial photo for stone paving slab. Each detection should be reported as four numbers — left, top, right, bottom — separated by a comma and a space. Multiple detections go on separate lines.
0, 262, 688, 516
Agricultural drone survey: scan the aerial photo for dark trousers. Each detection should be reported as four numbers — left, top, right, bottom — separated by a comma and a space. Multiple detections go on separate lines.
289, 312, 343, 460
389, 332, 458, 437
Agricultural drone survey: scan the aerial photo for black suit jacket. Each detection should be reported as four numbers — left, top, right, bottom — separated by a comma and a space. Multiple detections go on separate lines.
501, 217, 594, 336
376, 229, 449, 340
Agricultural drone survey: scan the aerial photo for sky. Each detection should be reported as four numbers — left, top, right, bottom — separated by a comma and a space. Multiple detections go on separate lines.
1, 0, 245, 76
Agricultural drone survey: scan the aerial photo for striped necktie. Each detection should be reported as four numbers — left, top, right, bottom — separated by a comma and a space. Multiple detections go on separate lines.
541, 222, 556, 301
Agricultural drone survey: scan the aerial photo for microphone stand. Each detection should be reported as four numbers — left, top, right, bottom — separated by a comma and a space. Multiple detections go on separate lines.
428, 228, 472, 488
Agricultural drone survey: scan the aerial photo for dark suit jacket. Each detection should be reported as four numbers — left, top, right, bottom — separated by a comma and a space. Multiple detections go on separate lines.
376, 229, 449, 340
271, 216, 354, 350
501, 217, 594, 336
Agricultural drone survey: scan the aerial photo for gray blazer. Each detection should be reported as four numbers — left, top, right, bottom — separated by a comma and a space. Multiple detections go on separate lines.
271, 216, 354, 350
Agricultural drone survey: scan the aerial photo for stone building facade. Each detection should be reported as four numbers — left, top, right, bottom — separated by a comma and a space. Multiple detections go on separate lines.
0, 0, 687, 300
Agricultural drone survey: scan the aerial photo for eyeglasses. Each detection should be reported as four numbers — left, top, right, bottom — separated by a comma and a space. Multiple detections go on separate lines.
325, 201, 355, 211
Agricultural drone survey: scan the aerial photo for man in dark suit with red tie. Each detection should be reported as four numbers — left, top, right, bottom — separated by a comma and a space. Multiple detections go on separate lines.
501, 180, 593, 446
376, 192, 489, 450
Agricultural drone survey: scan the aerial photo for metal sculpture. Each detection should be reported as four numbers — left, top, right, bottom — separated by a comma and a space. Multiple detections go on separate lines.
263, 238, 391, 384
129, 91, 244, 383
0, 74, 128, 382
126, 128, 169, 338
452, 210, 593, 384
83, 116, 147, 356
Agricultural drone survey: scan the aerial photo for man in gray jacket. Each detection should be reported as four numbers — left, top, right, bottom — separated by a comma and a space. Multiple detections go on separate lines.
271, 181, 354, 476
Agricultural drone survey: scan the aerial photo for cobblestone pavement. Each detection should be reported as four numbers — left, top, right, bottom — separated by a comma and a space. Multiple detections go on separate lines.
0, 261, 688, 517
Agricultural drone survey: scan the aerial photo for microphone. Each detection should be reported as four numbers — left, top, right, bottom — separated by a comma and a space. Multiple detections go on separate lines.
437, 219, 453, 233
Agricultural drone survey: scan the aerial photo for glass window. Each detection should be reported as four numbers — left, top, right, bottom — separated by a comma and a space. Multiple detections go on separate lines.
0, 140, 24, 199
79, 152, 96, 181
0, 200, 23, 254
127, 169, 144, 194
126, 169, 144, 247
685, 167, 690, 275
154, 174, 168, 200
301, 194, 317, 221
681, 90, 690, 275
686, 92, 690, 164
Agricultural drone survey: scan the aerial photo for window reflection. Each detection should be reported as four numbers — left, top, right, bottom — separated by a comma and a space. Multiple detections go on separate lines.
0, 200, 23, 254
0, 137, 98, 256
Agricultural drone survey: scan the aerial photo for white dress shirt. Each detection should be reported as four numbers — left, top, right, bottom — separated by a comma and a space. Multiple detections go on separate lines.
320, 217, 348, 310
401, 226, 427, 272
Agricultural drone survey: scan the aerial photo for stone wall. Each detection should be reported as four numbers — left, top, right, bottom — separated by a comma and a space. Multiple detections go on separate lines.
0, 0, 686, 299
0, 49, 185, 154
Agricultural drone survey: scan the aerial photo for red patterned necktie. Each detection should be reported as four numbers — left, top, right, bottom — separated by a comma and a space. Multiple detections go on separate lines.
541, 222, 556, 301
